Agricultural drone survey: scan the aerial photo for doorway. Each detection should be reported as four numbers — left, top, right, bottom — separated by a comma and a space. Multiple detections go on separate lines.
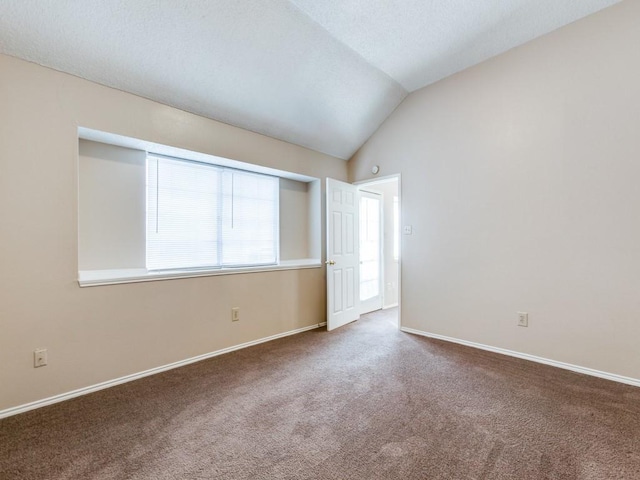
357, 176, 400, 321
325, 175, 401, 331
359, 190, 383, 314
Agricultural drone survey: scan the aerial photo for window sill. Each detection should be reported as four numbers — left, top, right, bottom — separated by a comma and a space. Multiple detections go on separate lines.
78, 259, 322, 287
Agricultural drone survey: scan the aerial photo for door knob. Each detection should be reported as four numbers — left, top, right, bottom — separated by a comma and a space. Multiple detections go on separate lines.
325, 260, 336, 265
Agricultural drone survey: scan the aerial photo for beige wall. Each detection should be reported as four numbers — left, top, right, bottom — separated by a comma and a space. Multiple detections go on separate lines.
78, 141, 147, 270
279, 178, 311, 260
349, 1, 640, 380
0, 54, 347, 411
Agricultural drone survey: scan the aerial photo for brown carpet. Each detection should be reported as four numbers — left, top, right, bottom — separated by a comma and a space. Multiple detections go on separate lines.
2, 308, 640, 479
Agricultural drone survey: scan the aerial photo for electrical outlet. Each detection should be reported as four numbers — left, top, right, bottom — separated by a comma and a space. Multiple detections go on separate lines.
517, 312, 528, 327
231, 307, 240, 322
34, 348, 48, 368
403, 225, 413, 235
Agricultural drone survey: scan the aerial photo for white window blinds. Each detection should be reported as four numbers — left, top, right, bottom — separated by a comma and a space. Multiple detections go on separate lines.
221, 170, 279, 266
147, 156, 278, 271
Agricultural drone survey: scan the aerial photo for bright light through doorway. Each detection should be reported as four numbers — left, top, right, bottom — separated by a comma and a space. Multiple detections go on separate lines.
360, 196, 381, 301
360, 193, 381, 306
358, 177, 400, 317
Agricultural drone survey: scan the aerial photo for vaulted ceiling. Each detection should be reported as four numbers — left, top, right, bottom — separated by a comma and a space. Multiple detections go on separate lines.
0, 0, 621, 159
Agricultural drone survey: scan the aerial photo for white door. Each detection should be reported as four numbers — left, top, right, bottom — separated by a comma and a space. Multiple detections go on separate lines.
359, 191, 383, 314
326, 178, 360, 331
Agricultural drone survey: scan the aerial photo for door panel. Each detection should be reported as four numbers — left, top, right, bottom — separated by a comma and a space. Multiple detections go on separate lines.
326, 178, 360, 330
332, 212, 342, 254
333, 269, 343, 313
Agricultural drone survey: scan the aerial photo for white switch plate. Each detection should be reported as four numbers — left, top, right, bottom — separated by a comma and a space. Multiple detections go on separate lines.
517, 312, 528, 327
34, 348, 48, 367
403, 225, 413, 235
231, 307, 240, 322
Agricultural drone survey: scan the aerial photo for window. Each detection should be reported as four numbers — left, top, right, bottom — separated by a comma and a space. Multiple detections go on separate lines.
78, 133, 321, 287
146, 155, 279, 271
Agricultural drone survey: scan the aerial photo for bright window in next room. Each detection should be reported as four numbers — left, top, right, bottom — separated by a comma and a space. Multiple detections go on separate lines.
146, 155, 279, 271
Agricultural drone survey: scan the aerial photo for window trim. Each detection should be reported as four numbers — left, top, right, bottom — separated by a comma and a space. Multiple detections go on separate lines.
78, 259, 321, 287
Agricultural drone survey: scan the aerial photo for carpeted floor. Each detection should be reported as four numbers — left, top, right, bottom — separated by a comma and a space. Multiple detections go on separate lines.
2, 308, 640, 479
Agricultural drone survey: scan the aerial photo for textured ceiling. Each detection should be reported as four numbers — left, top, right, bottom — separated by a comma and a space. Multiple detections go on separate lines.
0, 0, 621, 159
290, 0, 623, 91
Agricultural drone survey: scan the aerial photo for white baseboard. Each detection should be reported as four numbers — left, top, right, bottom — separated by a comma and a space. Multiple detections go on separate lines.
401, 327, 640, 388
0, 322, 326, 419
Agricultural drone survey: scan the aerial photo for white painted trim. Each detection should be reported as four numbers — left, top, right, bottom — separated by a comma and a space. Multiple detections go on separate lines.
352, 173, 400, 186
78, 127, 317, 183
401, 327, 640, 388
0, 322, 325, 419
78, 259, 321, 287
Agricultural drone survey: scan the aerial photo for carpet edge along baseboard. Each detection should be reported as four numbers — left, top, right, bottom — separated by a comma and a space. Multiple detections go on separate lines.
0, 322, 327, 419
401, 327, 640, 388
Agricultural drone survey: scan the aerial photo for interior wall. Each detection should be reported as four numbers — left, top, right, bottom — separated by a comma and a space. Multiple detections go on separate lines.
307, 180, 322, 261
279, 178, 310, 260
0, 54, 347, 412
78, 140, 147, 270
349, 1, 640, 381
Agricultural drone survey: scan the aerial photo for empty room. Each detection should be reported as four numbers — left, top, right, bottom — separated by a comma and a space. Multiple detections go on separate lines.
1, 1, 639, 479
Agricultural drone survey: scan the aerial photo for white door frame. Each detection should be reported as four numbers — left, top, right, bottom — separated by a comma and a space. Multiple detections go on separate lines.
353, 174, 402, 330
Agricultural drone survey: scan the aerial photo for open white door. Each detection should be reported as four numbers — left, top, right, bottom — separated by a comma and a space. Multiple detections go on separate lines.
326, 178, 360, 331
